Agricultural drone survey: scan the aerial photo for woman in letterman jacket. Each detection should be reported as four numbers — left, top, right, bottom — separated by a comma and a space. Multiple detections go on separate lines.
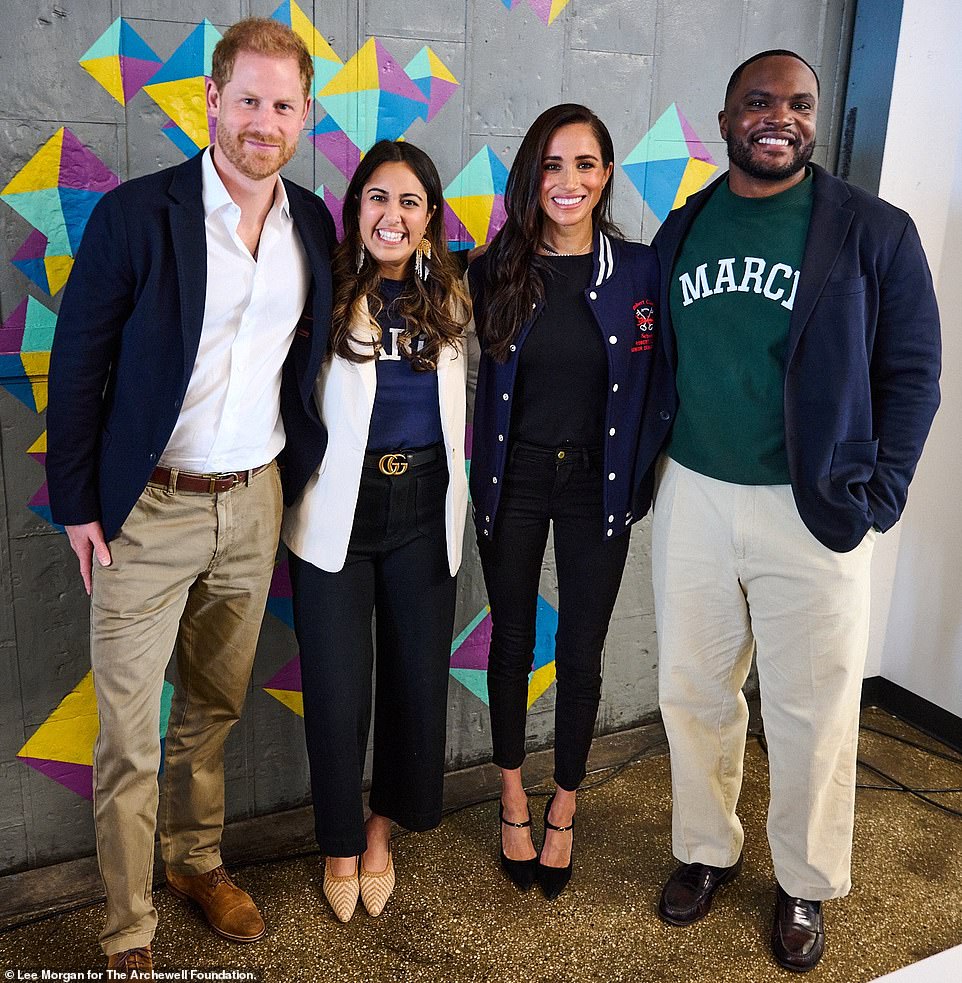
469, 104, 674, 899
283, 140, 472, 923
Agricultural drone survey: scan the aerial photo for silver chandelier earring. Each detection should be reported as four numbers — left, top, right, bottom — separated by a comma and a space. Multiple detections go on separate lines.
356, 243, 366, 274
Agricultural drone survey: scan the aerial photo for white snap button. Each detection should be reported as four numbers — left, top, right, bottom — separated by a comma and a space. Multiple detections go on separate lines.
612, 383, 619, 392
608, 472, 616, 480
589, 291, 597, 300
609, 427, 616, 436
609, 335, 617, 344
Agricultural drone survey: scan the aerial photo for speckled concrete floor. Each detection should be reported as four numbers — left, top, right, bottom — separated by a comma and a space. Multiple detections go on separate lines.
1, 708, 960, 982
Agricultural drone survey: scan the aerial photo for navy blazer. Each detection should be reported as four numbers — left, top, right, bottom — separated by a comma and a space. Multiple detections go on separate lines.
653, 163, 941, 552
469, 230, 676, 542
46, 151, 336, 543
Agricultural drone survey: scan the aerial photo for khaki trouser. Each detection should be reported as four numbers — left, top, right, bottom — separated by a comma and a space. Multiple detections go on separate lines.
652, 456, 875, 901
89, 463, 282, 955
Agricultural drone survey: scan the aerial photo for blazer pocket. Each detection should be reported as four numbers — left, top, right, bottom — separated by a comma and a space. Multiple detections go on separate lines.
820, 274, 866, 298
830, 439, 878, 507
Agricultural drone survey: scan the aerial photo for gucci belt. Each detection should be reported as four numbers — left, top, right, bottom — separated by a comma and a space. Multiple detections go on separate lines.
362, 445, 442, 476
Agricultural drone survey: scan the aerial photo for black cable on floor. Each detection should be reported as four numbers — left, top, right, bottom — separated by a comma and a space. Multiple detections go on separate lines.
751, 718, 962, 820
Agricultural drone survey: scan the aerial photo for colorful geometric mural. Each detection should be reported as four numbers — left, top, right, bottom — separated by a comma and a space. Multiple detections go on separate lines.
0, 297, 57, 413
500, 0, 573, 27
271, 1, 343, 95
443, 145, 509, 251
143, 19, 222, 155
11, 230, 73, 298
1, 127, 119, 257
315, 185, 345, 240
79, 17, 162, 105
450, 596, 559, 708
405, 46, 460, 123
318, 39, 429, 153
622, 103, 718, 222
17, 673, 175, 800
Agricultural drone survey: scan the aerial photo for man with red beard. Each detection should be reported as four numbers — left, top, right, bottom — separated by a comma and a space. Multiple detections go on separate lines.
650, 51, 940, 971
46, 18, 335, 974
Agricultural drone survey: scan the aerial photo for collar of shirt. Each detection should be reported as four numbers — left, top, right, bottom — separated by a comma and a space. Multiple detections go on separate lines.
200, 147, 291, 223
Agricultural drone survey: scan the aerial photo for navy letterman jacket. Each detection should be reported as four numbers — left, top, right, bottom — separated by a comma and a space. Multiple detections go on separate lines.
468, 229, 677, 543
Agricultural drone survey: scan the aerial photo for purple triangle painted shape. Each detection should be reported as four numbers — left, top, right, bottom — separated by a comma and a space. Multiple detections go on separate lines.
679, 110, 714, 164
444, 202, 474, 248
13, 229, 49, 262
264, 657, 302, 693
270, 558, 292, 598
374, 40, 428, 102
451, 614, 492, 671
426, 79, 459, 122
0, 298, 28, 354
58, 130, 120, 192
20, 757, 93, 800
29, 481, 50, 507
119, 55, 162, 102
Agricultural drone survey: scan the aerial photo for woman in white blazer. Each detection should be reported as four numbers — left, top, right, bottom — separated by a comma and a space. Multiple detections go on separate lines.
282, 141, 471, 923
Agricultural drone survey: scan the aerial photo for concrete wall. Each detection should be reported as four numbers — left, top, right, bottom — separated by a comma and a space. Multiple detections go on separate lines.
870, 0, 962, 712
0, 0, 853, 874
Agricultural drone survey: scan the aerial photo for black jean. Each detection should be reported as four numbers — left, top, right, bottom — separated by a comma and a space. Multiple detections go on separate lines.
478, 441, 631, 791
289, 448, 456, 856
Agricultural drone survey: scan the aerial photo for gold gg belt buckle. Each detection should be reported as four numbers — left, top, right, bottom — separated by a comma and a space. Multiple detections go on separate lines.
378, 453, 409, 476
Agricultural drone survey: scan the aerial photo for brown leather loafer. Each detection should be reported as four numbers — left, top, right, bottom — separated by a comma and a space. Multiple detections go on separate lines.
106, 944, 152, 977
657, 853, 743, 926
772, 883, 825, 972
165, 864, 265, 942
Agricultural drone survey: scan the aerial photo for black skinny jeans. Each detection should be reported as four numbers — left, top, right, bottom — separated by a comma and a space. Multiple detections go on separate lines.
289, 449, 456, 857
478, 441, 631, 791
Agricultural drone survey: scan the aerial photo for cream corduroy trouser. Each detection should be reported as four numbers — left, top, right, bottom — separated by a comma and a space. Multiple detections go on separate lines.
652, 456, 875, 901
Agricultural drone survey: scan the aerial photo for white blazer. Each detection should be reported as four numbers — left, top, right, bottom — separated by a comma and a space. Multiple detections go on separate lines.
282, 303, 470, 575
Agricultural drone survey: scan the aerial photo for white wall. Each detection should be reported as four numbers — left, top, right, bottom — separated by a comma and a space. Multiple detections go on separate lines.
869, 0, 962, 713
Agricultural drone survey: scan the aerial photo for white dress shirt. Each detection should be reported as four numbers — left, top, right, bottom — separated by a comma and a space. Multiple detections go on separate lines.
160, 148, 309, 472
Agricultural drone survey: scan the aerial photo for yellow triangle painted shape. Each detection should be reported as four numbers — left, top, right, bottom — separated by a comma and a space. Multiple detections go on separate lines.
143, 78, 210, 148
673, 158, 718, 211
28, 431, 47, 454
2, 128, 65, 196
18, 671, 99, 766
527, 662, 556, 708
81, 55, 126, 105
427, 48, 458, 85
548, 0, 573, 25
320, 37, 378, 97
44, 255, 74, 296
447, 194, 495, 245
265, 688, 304, 717
291, 3, 341, 65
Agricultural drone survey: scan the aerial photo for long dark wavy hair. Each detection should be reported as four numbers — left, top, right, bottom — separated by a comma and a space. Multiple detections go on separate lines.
478, 104, 622, 362
330, 140, 470, 371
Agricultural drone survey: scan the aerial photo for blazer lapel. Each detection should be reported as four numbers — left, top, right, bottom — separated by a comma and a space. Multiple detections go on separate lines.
168, 154, 208, 377
786, 166, 853, 363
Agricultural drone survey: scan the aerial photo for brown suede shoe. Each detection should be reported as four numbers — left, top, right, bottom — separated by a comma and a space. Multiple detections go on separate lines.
106, 944, 152, 978
165, 864, 265, 942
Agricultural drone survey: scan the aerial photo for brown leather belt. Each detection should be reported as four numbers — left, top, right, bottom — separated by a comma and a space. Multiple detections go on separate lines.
148, 462, 273, 494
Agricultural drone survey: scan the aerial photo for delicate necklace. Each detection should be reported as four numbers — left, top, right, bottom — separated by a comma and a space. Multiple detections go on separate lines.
539, 239, 592, 256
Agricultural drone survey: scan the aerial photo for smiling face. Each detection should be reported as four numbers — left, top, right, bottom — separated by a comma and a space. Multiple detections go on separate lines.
538, 122, 613, 244
207, 50, 310, 186
358, 161, 435, 280
719, 54, 818, 197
